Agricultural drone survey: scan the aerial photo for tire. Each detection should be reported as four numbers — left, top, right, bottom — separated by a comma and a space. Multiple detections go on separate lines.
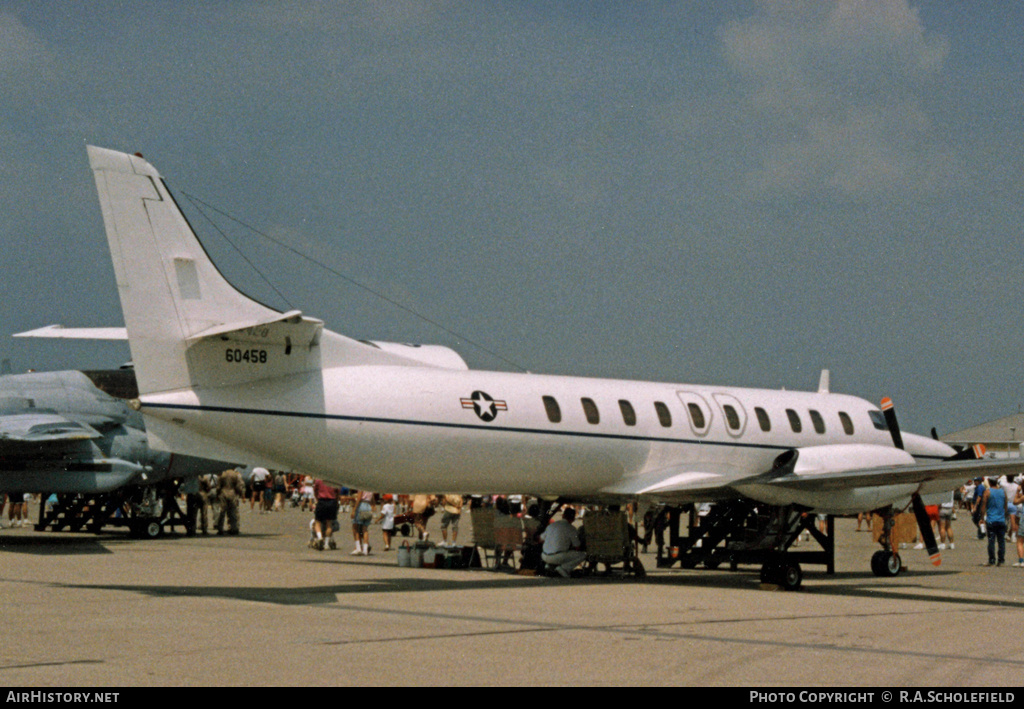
871, 551, 901, 577
883, 552, 902, 576
143, 519, 162, 539
779, 563, 802, 591
870, 550, 886, 576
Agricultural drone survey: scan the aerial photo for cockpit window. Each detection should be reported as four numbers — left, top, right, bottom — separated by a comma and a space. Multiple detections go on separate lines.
869, 410, 889, 431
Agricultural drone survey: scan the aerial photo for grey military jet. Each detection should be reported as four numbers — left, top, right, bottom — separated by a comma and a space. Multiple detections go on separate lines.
0, 368, 225, 535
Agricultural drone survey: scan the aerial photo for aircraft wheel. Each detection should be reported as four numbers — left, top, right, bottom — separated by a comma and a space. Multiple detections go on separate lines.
870, 551, 886, 576
137, 518, 162, 539
871, 551, 901, 577
779, 562, 802, 591
760, 562, 779, 585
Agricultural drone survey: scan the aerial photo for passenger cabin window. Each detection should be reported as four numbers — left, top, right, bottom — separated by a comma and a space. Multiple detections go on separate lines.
839, 411, 854, 435
786, 409, 802, 433
687, 403, 706, 430
543, 396, 561, 424
723, 404, 741, 431
619, 400, 637, 426
755, 407, 771, 432
809, 409, 826, 434
581, 398, 600, 425
869, 410, 889, 431
654, 401, 672, 428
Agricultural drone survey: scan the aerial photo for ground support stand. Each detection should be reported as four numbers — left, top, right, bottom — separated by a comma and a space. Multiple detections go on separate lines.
654, 500, 835, 590
34, 482, 189, 538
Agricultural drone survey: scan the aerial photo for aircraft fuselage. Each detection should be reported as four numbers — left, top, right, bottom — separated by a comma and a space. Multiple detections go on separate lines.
139, 364, 952, 511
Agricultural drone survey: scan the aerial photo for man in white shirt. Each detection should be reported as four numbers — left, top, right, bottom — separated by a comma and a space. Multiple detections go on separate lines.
540, 508, 587, 578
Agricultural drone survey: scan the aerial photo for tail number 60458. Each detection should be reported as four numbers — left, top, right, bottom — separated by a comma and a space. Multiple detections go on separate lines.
226, 348, 268, 364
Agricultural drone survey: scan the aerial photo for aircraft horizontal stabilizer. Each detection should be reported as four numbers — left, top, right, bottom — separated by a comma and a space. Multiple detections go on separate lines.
14, 325, 129, 340
184, 310, 323, 347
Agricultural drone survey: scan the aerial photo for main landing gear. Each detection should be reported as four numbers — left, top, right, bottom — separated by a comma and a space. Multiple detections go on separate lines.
869, 506, 903, 577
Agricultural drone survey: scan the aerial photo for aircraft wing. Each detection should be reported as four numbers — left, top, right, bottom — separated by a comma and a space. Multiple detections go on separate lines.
598, 451, 1024, 507
599, 463, 741, 501
764, 457, 1024, 492
0, 412, 101, 445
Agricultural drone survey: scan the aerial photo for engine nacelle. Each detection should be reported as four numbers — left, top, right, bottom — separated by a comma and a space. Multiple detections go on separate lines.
734, 444, 919, 514
784, 444, 916, 476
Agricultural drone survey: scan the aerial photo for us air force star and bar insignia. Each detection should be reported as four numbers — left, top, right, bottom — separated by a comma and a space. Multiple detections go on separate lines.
461, 391, 507, 422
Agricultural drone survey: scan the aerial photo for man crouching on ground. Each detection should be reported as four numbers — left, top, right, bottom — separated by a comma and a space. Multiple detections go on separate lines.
540, 508, 587, 578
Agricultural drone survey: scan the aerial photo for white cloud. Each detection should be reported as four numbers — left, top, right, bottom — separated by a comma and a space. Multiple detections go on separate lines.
720, 0, 957, 198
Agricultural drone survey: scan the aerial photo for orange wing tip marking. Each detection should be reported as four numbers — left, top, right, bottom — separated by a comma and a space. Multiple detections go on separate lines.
930, 554, 942, 567
974, 444, 987, 457
880, 397, 894, 410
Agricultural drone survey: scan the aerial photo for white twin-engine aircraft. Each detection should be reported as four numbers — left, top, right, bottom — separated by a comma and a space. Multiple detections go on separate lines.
79, 146, 1022, 582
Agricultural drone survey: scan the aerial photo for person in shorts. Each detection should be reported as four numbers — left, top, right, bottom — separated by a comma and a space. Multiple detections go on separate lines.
440, 495, 463, 547
350, 490, 376, 555
938, 492, 955, 550
376, 495, 396, 551
312, 479, 340, 551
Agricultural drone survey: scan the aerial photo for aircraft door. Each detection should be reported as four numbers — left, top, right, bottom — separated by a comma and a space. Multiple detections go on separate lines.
712, 393, 747, 438
676, 391, 713, 437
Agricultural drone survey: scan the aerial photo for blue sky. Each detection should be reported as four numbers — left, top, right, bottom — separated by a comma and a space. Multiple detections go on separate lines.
1, 1, 1021, 436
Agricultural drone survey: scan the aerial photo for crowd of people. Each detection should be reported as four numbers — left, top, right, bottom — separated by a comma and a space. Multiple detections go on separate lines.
7, 469, 1024, 576
302, 484, 584, 572
962, 475, 1024, 567
165, 468, 1024, 576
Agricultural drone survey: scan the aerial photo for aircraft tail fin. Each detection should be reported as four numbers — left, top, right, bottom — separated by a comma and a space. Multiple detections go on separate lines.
88, 146, 447, 397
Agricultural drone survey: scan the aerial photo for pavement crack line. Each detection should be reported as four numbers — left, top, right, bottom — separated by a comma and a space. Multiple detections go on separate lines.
314, 603, 1013, 665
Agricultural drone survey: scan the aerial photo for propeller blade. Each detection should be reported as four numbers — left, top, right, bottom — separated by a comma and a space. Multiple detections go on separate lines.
880, 397, 904, 450
911, 493, 941, 566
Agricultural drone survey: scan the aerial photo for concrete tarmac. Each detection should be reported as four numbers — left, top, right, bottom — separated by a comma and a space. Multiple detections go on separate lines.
1, 502, 1022, 687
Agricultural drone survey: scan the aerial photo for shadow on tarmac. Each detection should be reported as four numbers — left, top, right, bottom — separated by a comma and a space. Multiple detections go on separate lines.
37, 563, 1024, 612
0, 534, 117, 556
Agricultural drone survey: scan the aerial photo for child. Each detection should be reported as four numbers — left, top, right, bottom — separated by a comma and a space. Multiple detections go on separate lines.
377, 494, 396, 551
